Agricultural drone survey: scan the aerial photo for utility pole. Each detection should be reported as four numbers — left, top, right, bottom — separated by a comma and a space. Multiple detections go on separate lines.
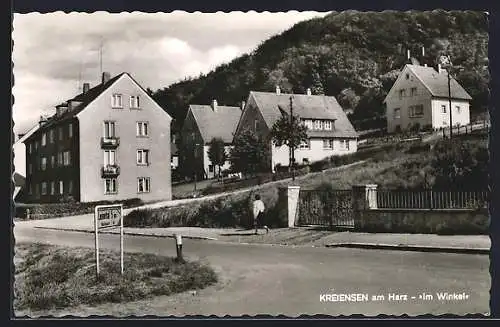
289, 96, 295, 181
448, 69, 453, 139
99, 37, 104, 77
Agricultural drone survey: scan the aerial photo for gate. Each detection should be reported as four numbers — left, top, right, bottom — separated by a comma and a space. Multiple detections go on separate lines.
297, 189, 354, 228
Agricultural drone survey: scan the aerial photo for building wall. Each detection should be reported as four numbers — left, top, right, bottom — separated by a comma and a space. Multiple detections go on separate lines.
24, 119, 81, 203
179, 109, 205, 179
271, 138, 358, 169
14, 140, 26, 178
385, 67, 434, 133
430, 98, 470, 129
78, 75, 172, 202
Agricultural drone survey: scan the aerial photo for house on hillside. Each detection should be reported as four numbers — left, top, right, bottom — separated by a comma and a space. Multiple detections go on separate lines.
180, 100, 243, 179
234, 87, 358, 172
384, 63, 472, 133
23, 72, 172, 203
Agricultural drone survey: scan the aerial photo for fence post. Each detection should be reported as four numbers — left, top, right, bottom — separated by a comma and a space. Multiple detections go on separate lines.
352, 184, 378, 230
279, 186, 301, 228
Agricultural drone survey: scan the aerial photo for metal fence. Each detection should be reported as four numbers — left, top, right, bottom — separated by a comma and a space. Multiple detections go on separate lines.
297, 189, 354, 227
376, 189, 488, 210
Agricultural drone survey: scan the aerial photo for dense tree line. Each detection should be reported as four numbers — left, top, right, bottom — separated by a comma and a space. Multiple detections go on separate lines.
151, 10, 488, 134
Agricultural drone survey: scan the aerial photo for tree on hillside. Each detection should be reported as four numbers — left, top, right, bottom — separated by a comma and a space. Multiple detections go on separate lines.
207, 137, 227, 182
269, 97, 308, 179
230, 129, 271, 178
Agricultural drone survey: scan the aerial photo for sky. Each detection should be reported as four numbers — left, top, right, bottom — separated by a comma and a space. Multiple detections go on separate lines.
12, 11, 330, 135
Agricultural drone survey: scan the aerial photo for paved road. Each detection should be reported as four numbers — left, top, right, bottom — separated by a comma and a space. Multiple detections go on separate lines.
14, 226, 490, 317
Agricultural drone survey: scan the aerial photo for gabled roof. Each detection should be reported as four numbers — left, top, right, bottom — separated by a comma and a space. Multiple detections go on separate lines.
188, 104, 242, 144
406, 64, 472, 100
24, 72, 128, 143
14, 123, 40, 145
249, 91, 358, 138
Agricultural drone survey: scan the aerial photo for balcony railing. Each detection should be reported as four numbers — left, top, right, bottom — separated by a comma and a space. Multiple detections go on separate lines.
101, 137, 120, 148
101, 164, 120, 178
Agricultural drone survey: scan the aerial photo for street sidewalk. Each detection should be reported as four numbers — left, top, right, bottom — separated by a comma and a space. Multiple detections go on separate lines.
15, 214, 490, 254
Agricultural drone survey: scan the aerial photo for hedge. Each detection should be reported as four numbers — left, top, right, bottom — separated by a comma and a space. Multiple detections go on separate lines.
14, 198, 144, 220
125, 186, 287, 229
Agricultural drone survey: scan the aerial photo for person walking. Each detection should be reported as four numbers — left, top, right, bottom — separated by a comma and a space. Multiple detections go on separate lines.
252, 194, 268, 235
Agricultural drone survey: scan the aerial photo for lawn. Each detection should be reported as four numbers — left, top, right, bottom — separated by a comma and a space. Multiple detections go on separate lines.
14, 242, 218, 313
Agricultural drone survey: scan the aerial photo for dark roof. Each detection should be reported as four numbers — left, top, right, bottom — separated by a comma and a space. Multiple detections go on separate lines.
249, 91, 358, 138
189, 104, 242, 143
407, 64, 473, 100
25, 73, 126, 142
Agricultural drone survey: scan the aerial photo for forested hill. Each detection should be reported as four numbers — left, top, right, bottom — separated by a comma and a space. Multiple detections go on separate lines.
150, 10, 489, 132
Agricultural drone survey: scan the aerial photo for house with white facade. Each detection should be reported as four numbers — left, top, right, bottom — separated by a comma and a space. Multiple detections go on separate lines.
234, 87, 358, 172
180, 100, 242, 179
384, 64, 472, 133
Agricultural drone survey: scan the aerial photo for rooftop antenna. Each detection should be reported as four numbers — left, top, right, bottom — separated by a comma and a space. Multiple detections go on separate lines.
99, 36, 104, 77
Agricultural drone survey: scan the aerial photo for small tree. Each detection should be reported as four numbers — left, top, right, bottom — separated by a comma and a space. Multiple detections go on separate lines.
230, 129, 270, 178
207, 137, 227, 182
269, 98, 308, 178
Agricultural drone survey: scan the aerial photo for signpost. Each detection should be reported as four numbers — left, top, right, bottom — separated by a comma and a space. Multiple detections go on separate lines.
94, 204, 124, 278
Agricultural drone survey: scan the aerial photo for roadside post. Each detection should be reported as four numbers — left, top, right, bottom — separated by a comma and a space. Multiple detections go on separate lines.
175, 234, 183, 262
94, 204, 124, 279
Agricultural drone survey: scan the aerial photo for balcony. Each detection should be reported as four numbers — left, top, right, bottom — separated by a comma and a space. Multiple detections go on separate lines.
101, 137, 120, 149
101, 164, 120, 178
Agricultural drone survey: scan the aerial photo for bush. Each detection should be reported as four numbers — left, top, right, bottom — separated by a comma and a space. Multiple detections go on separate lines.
15, 198, 144, 220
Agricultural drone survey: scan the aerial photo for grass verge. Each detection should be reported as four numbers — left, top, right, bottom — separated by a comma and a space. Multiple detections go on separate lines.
14, 242, 218, 312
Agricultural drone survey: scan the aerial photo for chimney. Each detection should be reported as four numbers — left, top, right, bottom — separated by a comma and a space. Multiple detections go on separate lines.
211, 99, 218, 112
56, 103, 68, 116
276, 85, 281, 95
39, 115, 48, 127
67, 100, 83, 112
241, 101, 246, 110
83, 83, 90, 94
306, 88, 312, 96
102, 72, 111, 84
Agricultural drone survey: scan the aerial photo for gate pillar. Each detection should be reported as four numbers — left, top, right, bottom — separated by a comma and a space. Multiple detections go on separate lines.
352, 184, 378, 229
278, 186, 301, 227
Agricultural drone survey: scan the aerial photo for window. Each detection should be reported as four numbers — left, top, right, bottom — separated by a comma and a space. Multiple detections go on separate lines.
318, 120, 324, 130
112, 94, 123, 108
41, 157, 47, 171
456, 105, 461, 113
130, 95, 140, 109
313, 120, 321, 130
209, 165, 214, 173
137, 149, 150, 165
59, 181, 64, 194
69, 180, 73, 194
137, 177, 151, 193
41, 182, 47, 195
51, 155, 55, 168
303, 119, 313, 130
63, 151, 71, 166
104, 150, 116, 166
340, 139, 350, 150
136, 122, 149, 137
103, 121, 116, 138
405, 73, 410, 80
441, 105, 447, 113
41, 133, 47, 146
324, 120, 332, 130
28, 183, 32, 195
104, 178, 118, 194
411, 87, 417, 96
35, 140, 39, 150
323, 139, 334, 149
299, 140, 310, 150
69, 123, 73, 138
254, 119, 259, 131
35, 184, 40, 197
58, 127, 63, 141
393, 108, 401, 119
399, 89, 406, 99
29, 143, 32, 154
409, 105, 424, 117
49, 129, 55, 143
57, 152, 63, 166
50, 181, 55, 195
28, 163, 32, 174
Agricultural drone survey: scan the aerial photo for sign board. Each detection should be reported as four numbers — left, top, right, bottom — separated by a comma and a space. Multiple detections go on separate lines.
94, 204, 124, 277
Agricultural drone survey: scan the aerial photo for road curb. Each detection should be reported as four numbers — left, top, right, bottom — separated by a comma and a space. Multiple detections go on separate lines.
33, 227, 219, 241
325, 242, 489, 255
